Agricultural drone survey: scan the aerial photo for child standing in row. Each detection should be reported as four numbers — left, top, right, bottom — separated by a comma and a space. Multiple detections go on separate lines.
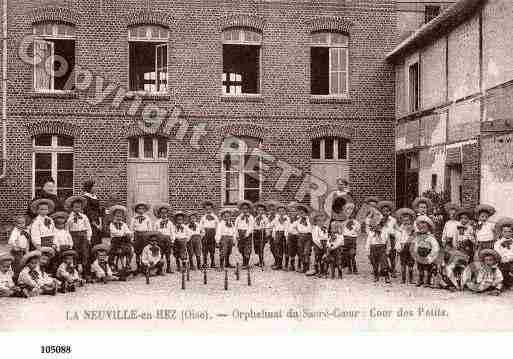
377, 201, 399, 278
365, 202, 390, 283
308, 212, 330, 277
8, 215, 31, 274
108, 205, 132, 280
341, 202, 360, 274
153, 203, 175, 273
130, 202, 152, 274
474, 204, 496, 254
395, 208, 416, 284
215, 208, 237, 270
286, 202, 300, 272
187, 212, 202, 270
494, 218, 513, 289
174, 211, 191, 272
235, 201, 255, 269
292, 204, 312, 274
253, 202, 269, 268
199, 200, 219, 268
30, 199, 56, 250
411, 215, 440, 287
65, 196, 92, 282
271, 203, 290, 270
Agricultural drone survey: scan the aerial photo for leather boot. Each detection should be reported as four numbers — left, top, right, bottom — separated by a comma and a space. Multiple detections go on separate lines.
417, 272, 424, 287
408, 269, 414, 284
290, 259, 295, 271
401, 268, 406, 284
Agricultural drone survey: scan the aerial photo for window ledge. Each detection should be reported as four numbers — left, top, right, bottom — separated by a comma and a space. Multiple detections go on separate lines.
31, 90, 78, 99
310, 95, 351, 104
125, 91, 171, 100
220, 94, 264, 103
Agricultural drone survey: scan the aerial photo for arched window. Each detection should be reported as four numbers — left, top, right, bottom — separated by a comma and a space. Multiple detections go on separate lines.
221, 136, 262, 205
312, 136, 349, 160
310, 31, 349, 96
33, 22, 76, 91
33, 134, 74, 198
128, 25, 169, 93
222, 27, 262, 95
128, 136, 168, 159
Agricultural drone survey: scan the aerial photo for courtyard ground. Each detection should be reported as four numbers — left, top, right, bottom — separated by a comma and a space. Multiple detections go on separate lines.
1, 242, 512, 332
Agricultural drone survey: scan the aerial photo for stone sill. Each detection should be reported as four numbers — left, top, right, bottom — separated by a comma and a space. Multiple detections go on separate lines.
31, 91, 78, 99
220, 94, 264, 103
309, 95, 351, 104
125, 92, 171, 101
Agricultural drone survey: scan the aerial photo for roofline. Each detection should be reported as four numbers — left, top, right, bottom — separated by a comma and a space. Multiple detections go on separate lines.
386, 0, 485, 63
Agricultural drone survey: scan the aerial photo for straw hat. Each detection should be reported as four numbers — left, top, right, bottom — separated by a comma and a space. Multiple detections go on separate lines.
173, 210, 187, 219
219, 208, 233, 216
478, 249, 501, 264
295, 203, 311, 214
109, 205, 127, 216
416, 215, 434, 230
145, 231, 163, 241
153, 203, 171, 217
264, 200, 280, 209
50, 211, 70, 222
20, 250, 41, 267
61, 250, 78, 259
377, 200, 395, 212
132, 201, 150, 212
396, 207, 416, 219
30, 198, 55, 215
0, 252, 14, 263
412, 197, 433, 210
92, 243, 110, 256
237, 200, 253, 209
64, 195, 87, 210
363, 196, 379, 205
456, 207, 474, 219
254, 201, 267, 210
475, 204, 496, 217
495, 217, 513, 235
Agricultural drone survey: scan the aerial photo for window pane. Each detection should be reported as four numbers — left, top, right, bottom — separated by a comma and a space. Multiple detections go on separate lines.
311, 47, 329, 95
331, 33, 348, 46
244, 173, 260, 189
337, 138, 348, 160
339, 71, 347, 94
330, 48, 339, 70
157, 138, 167, 158
324, 138, 334, 160
311, 32, 329, 45
57, 188, 73, 200
223, 44, 260, 94
35, 171, 52, 187
35, 153, 52, 169
34, 134, 52, 146
57, 171, 73, 188
223, 153, 241, 170
130, 42, 164, 92
330, 71, 339, 94
57, 135, 74, 147
312, 139, 321, 159
225, 172, 239, 189
129, 138, 139, 158
143, 137, 153, 158
244, 155, 260, 172
57, 153, 73, 170
244, 189, 259, 203
225, 190, 239, 205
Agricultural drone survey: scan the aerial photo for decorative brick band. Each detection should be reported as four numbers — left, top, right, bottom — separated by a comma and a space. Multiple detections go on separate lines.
308, 124, 354, 140
25, 121, 81, 138
125, 10, 172, 28
219, 123, 267, 141
220, 14, 265, 32
124, 122, 170, 138
307, 17, 353, 34
29, 7, 80, 25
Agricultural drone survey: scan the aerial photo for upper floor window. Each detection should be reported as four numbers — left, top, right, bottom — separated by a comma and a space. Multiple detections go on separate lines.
222, 136, 261, 205
33, 134, 74, 199
409, 62, 420, 112
128, 136, 168, 160
311, 32, 349, 97
312, 137, 349, 161
33, 22, 76, 92
128, 25, 169, 93
222, 27, 262, 95
425, 5, 441, 24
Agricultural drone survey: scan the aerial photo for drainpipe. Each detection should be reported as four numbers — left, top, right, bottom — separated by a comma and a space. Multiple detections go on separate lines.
0, 0, 7, 179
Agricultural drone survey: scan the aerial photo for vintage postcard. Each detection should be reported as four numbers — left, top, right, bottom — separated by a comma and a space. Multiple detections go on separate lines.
1, 0, 513, 335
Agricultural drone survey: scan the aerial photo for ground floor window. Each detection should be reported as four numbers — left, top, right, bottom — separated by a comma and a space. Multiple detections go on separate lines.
33, 134, 74, 199
222, 136, 261, 205
128, 136, 168, 160
396, 152, 419, 208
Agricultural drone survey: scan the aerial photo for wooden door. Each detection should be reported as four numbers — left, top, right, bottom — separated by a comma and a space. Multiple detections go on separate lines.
127, 162, 168, 217
311, 161, 349, 214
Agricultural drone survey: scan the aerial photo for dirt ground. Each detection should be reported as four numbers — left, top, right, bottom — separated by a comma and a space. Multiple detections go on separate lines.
1, 241, 513, 332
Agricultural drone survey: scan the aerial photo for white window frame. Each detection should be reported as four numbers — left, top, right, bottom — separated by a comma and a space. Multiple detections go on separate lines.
311, 137, 349, 162
33, 23, 76, 93
310, 32, 349, 98
128, 25, 169, 95
221, 138, 263, 206
32, 135, 74, 198
128, 137, 168, 162
221, 28, 262, 97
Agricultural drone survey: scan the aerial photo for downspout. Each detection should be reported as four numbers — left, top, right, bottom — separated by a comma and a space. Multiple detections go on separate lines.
0, 0, 7, 179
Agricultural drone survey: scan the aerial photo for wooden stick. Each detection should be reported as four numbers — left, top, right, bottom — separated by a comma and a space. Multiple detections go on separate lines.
146, 267, 150, 285
247, 266, 251, 286
181, 268, 186, 290
203, 267, 207, 285
235, 262, 240, 281
224, 269, 228, 290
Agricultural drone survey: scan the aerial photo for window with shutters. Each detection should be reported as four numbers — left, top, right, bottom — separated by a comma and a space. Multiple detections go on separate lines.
310, 32, 349, 97
32, 134, 74, 199
222, 28, 262, 95
221, 137, 262, 205
128, 25, 169, 93
33, 23, 76, 92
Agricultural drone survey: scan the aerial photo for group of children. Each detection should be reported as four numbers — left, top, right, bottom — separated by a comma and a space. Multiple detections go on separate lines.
1, 191, 512, 298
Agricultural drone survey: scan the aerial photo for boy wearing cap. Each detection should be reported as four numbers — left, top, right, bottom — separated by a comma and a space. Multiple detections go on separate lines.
308, 212, 330, 277
65, 196, 92, 281
0, 253, 24, 297
286, 202, 300, 271
215, 208, 237, 270
18, 251, 57, 297
153, 203, 175, 274
91, 244, 117, 283
442, 203, 460, 248
395, 208, 416, 284
253, 202, 269, 269
412, 215, 440, 287
235, 201, 255, 269
109, 205, 133, 280
130, 203, 152, 274
199, 200, 219, 269
56, 250, 84, 292
174, 212, 192, 272
475, 204, 497, 253
141, 233, 165, 276
290, 204, 313, 273
187, 212, 202, 270
494, 218, 513, 289
271, 203, 290, 271
341, 202, 361, 274
8, 215, 31, 274
30, 199, 56, 250
463, 249, 503, 295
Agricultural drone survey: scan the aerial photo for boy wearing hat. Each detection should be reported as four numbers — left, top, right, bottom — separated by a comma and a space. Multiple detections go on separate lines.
411, 215, 440, 287
30, 198, 56, 250
91, 244, 117, 283
271, 203, 290, 271
265, 200, 279, 265
65, 196, 92, 282
199, 200, 219, 269
56, 250, 85, 292
215, 208, 237, 270
8, 215, 31, 275
108, 205, 133, 280
341, 202, 361, 274
395, 208, 416, 284
174, 211, 192, 272
235, 201, 255, 269
0, 253, 24, 297
187, 211, 202, 270
253, 202, 269, 268
493, 218, 513, 289
412, 197, 433, 231
290, 204, 313, 273
308, 211, 330, 277
130, 202, 152, 274
365, 205, 391, 283
442, 203, 460, 248
463, 249, 503, 295
377, 201, 399, 278
52, 212, 73, 253
18, 251, 57, 296
454, 208, 476, 259
475, 204, 497, 253
141, 233, 165, 276
154, 203, 175, 273
286, 202, 300, 271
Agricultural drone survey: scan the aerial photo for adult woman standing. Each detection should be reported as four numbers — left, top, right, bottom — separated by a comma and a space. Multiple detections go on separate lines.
26, 178, 63, 219
82, 180, 105, 247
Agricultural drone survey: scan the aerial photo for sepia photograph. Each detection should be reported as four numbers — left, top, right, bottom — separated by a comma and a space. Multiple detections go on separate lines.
0, 0, 513, 339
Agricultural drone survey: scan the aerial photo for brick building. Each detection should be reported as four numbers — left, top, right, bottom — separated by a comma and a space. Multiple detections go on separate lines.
0, 0, 397, 232
388, 0, 513, 217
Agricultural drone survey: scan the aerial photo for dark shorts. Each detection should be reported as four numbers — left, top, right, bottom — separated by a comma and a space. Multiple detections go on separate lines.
134, 231, 148, 255
159, 235, 173, 255
187, 234, 202, 257
174, 239, 188, 260
202, 228, 216, 255
399, 243, 415, 267
110, 236, 133, 257
287, 234, 299, 258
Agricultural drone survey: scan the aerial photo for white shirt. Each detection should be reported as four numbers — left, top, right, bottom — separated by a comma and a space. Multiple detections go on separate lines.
109, 221, 132, 238
56, 263, 81, 282
271, 215, 290, 237
291, 217, 312, 234
395, 224, 415, 251
18, 265, 54, 288
287, 217, 299, 235
475, 221, 495, 243
494, 237, 513, 263
442, 219, 460, 245
141, 244, 162, 266
174, 224, 192, 241
342, 219, 361, 238
130, 214, 152, 232
91, 259, 113, 279
199, 213, 219, 232
235, 213, 255, 237
215, 220, 237, 243
54, 228, 73, 251
312, 224, 330, 248
30, 215, 55, 247
254, 214, 269, 231
188, 222, 202, 236
8, 227, 30, 251
328, 234, 344, 250
365, 217, 388, 251
154, 218, 176, 239
0, 269, 15, 291
66, 211, 92, 241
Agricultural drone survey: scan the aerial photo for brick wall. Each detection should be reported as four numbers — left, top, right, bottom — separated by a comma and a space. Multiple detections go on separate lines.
461, 142, 480, 207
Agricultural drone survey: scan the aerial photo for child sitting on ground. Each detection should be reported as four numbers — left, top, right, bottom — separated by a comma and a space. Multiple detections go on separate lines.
0, 253, 24, 297
91, 244, 117, 283
17, 250, 57, 297
463, 249, 503, 296
56, 250, 85, 293
141, 233, 165, 277
8, 215, 31, 275
493, 218, 513, 289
